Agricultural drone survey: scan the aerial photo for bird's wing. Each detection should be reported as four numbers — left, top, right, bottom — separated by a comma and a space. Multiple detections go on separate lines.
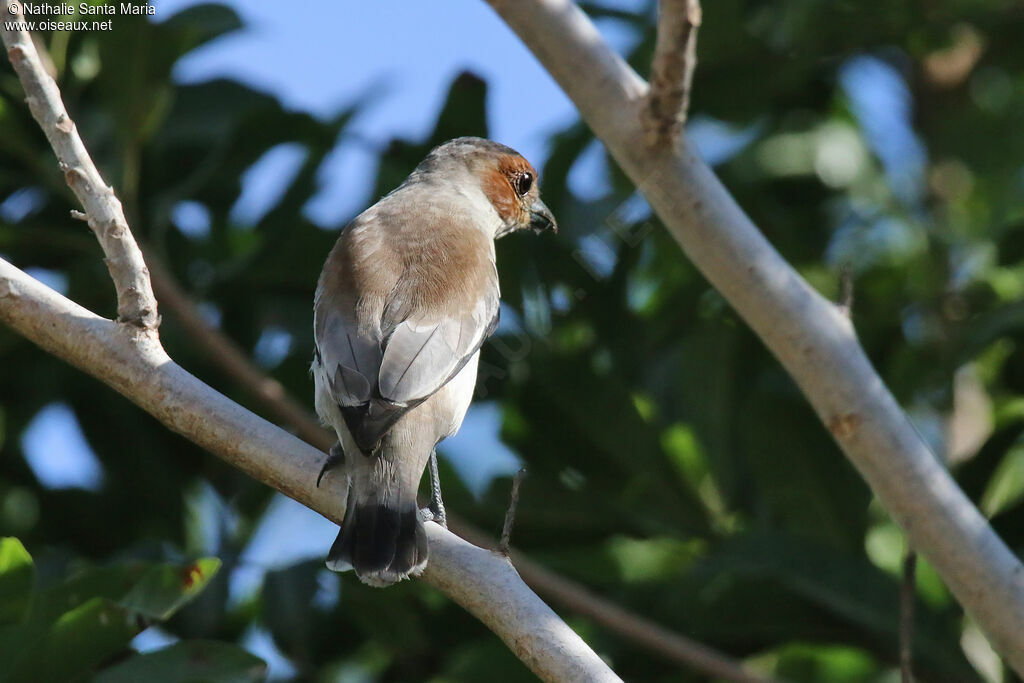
378, 289, 498, 405
314, 204, 499, 453
314, 306, 382, 407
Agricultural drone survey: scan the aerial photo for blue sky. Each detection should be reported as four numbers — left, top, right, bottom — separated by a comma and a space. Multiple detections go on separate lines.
160, 0, 645, 225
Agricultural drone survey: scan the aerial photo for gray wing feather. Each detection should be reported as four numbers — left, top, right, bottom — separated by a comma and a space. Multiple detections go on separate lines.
378, 295, 496, 404
316, 310, 381, 406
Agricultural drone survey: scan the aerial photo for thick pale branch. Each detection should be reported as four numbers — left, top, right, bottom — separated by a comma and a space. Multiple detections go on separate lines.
484, 0, 1024, 673
645, 0, 701, 145
1, 4, 158, 329
0, 259, 619, 683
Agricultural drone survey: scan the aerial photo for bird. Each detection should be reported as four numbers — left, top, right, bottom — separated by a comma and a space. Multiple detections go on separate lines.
312, 137, 557, 587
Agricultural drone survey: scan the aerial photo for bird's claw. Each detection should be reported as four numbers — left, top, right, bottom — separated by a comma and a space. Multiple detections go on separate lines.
316, 442, 345, 487
419, 503, 447, 528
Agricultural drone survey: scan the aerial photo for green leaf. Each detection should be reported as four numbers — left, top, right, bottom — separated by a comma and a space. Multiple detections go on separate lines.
93, 641, 267, 683
0, 538, 34, 625
0, 558, 222, 683
692, 532, 978, 680
118, 558, 221, 620
261, 562, 318, 663
5, 597, 140, 683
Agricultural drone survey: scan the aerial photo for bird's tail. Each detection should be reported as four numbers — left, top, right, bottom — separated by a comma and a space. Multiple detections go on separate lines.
326, 492, 428, 587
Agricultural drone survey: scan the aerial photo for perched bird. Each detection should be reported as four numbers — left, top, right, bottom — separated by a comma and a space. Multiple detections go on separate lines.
312, 137, 557, 586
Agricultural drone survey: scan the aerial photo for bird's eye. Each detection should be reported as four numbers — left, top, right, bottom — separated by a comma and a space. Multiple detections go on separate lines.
514, 172, 533, 197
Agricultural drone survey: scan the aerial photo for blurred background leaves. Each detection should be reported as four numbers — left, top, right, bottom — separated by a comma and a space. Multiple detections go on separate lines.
1, 0, 1024, 680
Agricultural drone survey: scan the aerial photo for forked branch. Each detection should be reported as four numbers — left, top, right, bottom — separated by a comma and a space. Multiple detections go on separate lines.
3, 2, 157, 329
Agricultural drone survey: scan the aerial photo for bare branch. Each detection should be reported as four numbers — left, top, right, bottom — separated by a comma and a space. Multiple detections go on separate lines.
484, 0, 1024, 674
499, 467, 526, 555
1, 4, 158, 329
645, 0, 701, 145
0, 259, 619, 683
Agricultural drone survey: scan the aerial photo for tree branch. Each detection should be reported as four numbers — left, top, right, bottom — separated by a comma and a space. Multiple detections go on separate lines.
499, 467, 526, 555
645, 0, 701, 145
143, 250, 332, 449
0, 12, 618, 681
0, 258, 620, 683
2, 3, 158, 329
483, 0, 1024, 674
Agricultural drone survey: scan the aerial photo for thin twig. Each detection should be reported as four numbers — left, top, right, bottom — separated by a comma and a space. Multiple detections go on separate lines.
837, 263, 854, 318
1, 3, 158, 329
901, 550, 917, 683
499, 468, 527, 554
644, 0, 702, 146
836, 267, 915, 680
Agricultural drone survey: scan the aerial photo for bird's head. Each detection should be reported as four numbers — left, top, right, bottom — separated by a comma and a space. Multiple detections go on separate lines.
416, 137, 557, 239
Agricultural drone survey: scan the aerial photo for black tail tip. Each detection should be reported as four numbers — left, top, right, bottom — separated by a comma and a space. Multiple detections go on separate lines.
326, 503, 428, 587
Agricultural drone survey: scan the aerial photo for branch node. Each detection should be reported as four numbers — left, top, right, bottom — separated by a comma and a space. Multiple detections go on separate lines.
498, 467, 527, 555
62, 165, 87, 187
6, 44, 25, 63
106, 219, 126, 239
644, 0, 702, 146
70, 209, 88, 221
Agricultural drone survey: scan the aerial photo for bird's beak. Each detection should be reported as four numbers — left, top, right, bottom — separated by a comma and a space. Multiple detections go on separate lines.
528, 199, 557, 234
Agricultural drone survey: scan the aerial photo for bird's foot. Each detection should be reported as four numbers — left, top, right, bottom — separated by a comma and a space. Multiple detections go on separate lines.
426, 450, 447, 528
426, 498, 447, 528
316, 442, 345, 487
419, 505, 446, 527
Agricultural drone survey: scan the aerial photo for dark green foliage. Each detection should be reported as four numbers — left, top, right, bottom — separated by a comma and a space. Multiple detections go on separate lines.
1, 0, 1024, 680
0, 538, 239, 682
